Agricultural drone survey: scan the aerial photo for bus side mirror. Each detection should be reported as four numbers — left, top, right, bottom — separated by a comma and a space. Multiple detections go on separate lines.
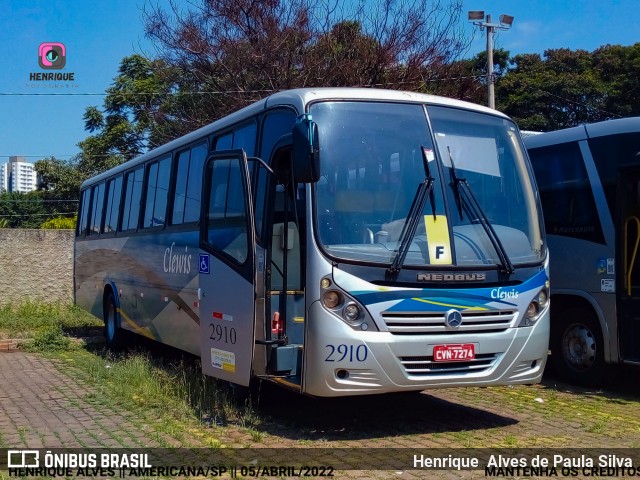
292, 114, 320, 183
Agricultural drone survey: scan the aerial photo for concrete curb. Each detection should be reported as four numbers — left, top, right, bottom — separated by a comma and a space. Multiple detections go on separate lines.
0, 338, 22, 351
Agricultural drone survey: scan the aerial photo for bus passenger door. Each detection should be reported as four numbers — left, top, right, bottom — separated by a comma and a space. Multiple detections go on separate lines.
618, 167, 640, 362
199, 150, 256, 386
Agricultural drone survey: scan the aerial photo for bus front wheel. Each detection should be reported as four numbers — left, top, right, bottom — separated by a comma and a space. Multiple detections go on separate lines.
551, 307, 605, 386
103, 291, 124, 349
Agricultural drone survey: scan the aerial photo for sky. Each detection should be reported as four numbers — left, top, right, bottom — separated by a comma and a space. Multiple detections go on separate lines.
1, 0, 639, 165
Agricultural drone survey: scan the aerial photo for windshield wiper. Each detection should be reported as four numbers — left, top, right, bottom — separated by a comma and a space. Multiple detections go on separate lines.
386, 146, 436, 279
447, 147, 514, 274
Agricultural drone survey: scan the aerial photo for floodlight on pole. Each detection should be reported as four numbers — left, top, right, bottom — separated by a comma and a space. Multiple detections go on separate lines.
499, 14, 514, 27
468, 11, 514, 109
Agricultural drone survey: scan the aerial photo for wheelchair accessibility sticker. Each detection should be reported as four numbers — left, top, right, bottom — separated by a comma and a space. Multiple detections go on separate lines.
199, 253, 210, 274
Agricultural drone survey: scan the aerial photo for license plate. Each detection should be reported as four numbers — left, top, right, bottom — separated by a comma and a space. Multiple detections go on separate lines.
433, 344, 475, 362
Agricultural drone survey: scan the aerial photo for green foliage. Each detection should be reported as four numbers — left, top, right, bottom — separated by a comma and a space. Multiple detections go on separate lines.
496, 43, 640, 130
0, 166, 79, 228
78, 54, 181, 165
0, 191, 47, 228
41, 215, 77, 229
81, 0, 469, 160
435, 48, 510, 104
0, 302, 101, 339
34, 156, 84, 200
24, 325, 75, 352
65, 349, 255, 437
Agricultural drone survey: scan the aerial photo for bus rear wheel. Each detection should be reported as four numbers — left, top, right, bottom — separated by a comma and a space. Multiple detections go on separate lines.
103, 291, 125, 349
551, 307, 605, 386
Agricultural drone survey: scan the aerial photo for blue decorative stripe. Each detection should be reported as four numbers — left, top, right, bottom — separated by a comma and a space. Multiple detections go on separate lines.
351, 269, 547, 309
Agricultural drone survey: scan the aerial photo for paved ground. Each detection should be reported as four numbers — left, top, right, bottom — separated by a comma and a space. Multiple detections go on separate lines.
0, 351, 166, 449
2, 350, 640, 478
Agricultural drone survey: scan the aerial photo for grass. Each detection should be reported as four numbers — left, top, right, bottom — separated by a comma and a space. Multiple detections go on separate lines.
0, 301, 101, 339
52, 344, 262, 447
23, 325, 76, 352
0, 302, 264, 449
5, 302, 640, 453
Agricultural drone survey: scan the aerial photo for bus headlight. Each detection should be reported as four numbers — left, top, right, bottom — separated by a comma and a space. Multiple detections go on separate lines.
525, 301, 540, 319
343, 303, 361, 324
323, 290, 342, 309
518, 288, 549, 327
537, 289, 549, 308
319, 276, 379, 331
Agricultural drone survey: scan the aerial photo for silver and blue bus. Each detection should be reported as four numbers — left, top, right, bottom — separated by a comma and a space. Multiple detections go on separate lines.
75, 88, 549, 396
525, 117, 640, 385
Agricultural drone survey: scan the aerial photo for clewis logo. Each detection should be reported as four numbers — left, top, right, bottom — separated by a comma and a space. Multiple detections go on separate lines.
38, 42, 66, 69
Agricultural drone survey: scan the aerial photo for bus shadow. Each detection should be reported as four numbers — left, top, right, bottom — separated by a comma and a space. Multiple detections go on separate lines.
541, 362, 640, 402
81, 334, 518, 441
253, 384, 518, 441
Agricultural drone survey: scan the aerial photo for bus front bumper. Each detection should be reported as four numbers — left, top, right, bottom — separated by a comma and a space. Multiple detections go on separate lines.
303, 302, 550, 397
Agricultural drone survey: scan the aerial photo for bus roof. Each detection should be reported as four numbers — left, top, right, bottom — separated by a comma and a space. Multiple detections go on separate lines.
81, 88, 510, 188
523, 116, 640, 149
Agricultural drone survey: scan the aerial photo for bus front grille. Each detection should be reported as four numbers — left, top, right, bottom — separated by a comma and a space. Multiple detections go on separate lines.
400, 353, 498, 376
382, 310, 515, 335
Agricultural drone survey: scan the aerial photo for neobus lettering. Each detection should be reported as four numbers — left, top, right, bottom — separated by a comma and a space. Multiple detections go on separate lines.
491, 287, 519, 300
417, 273, 486, 282
163, 242, 192, 274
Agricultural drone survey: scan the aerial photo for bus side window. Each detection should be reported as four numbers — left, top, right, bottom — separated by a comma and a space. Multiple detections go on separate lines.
172, 149, 191, 225
77, 189, 91, 237
121, 167, 143, 232
206, 159, 249, 264
143, 156, 171, 228
185, 144, 207, 222
173, 143, 208, 225
232, 122, 257, 156
529, 142, 604, 244
258, 111, 296, 239
214, 133, 232, 150
214, 122, 257, 156
103, 176, 123, 234
88, 183, 105, 236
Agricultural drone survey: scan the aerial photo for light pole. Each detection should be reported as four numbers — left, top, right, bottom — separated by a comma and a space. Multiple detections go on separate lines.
468, 11, 514, 109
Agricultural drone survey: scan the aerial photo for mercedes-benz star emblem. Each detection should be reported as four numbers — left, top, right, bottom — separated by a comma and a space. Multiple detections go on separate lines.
445, 309, 463, 328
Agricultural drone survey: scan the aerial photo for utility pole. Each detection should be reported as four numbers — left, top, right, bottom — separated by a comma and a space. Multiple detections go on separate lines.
468, 11, 514, 109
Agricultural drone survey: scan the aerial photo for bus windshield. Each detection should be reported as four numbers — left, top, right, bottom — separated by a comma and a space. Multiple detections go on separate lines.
312, 101, 544, 268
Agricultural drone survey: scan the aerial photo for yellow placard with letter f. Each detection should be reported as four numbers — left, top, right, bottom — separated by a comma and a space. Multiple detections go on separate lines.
424, 215, 452, 264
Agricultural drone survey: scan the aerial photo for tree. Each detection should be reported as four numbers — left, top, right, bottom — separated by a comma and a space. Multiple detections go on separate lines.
435, 48, 510, 105
78, 54, 180, 166
80, 0, 469, 163
0, 192, 47, 229
35, 156, 84, 200
33, 156, 82, 224
496, 44, 640, 131
592, 43, 640, 118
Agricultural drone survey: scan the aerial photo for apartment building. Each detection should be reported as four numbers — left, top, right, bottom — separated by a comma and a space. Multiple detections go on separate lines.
0, 156, 38, 193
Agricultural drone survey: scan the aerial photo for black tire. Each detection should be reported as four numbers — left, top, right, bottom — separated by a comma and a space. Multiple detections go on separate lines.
550, 307, 605, 386
103, 291, 125, 349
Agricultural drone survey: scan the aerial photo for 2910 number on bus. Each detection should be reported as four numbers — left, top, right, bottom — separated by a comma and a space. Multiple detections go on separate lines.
325, 344, 368, 362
